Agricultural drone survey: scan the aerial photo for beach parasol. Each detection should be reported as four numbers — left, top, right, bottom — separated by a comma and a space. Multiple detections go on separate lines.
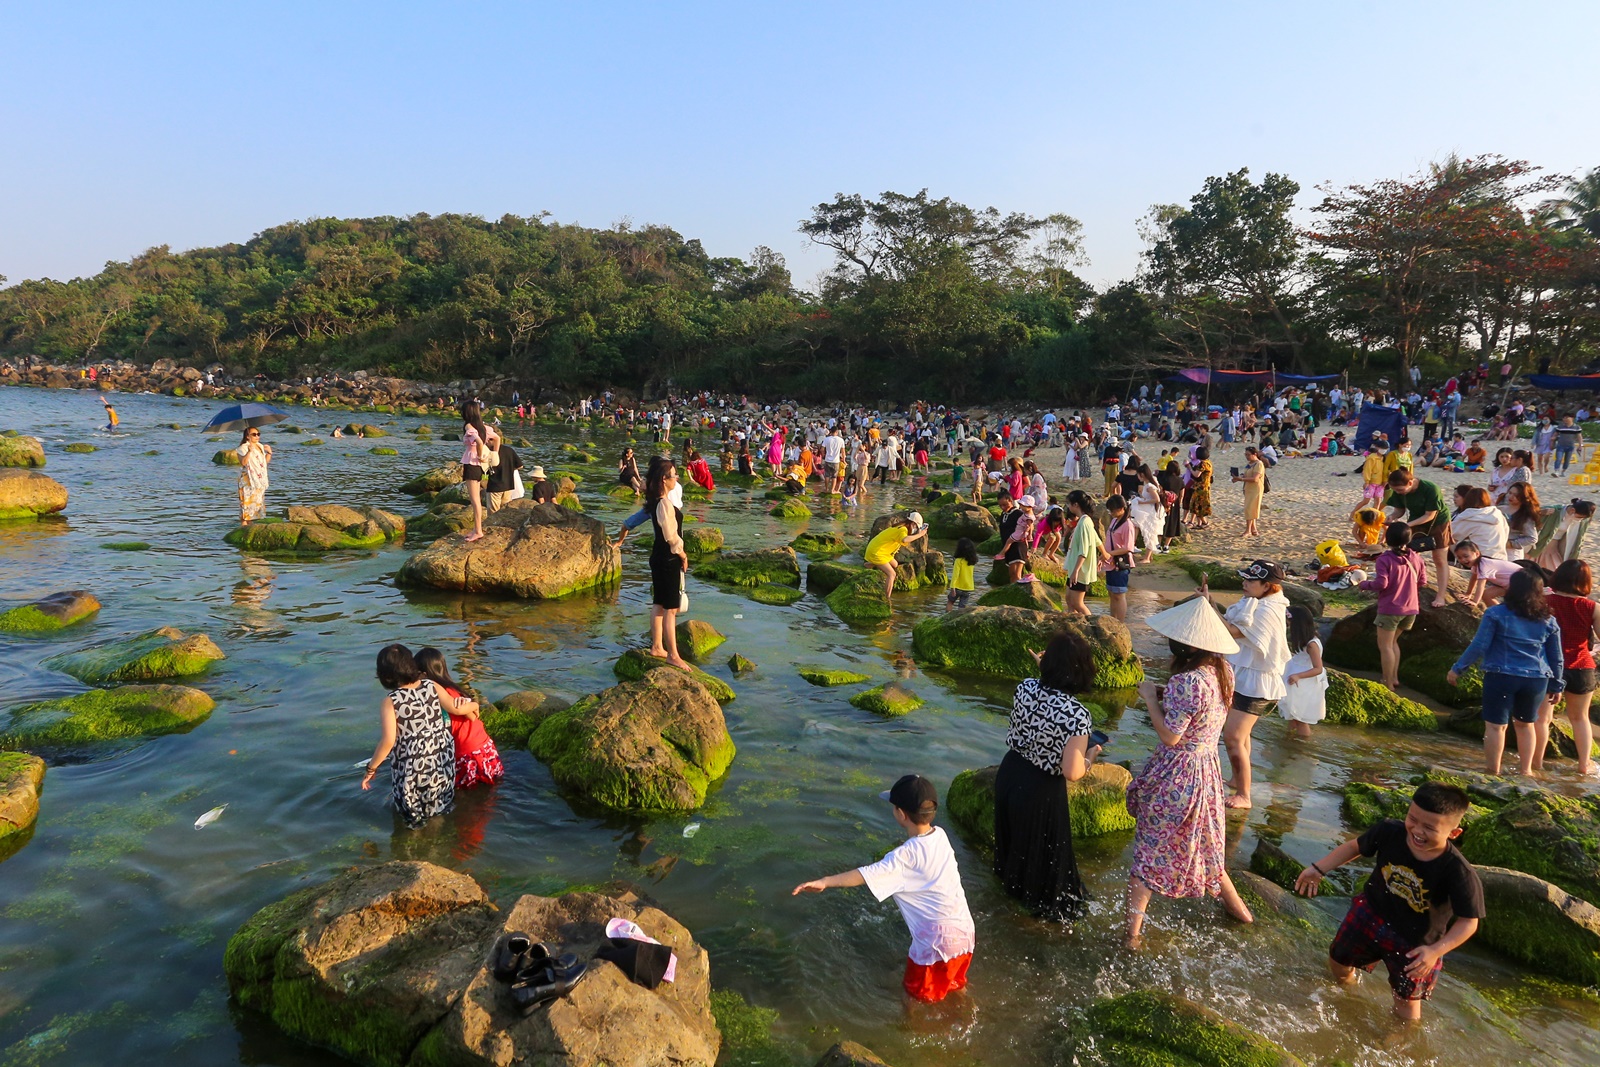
200, 403, 291, 434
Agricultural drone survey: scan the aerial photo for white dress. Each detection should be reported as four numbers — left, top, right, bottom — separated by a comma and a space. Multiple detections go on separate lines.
1129, 483, 1165, 552
1278, 639, 1328, 724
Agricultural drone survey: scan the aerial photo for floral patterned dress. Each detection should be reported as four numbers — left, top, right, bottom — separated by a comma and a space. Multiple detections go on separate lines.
1126, 666, 1230, 898
442, 685, 504, 789
237, 441, 269, 522
388, 682, 456, 827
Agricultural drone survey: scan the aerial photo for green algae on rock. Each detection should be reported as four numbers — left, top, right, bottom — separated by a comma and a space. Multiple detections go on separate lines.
1075, 990, 1307, 1067
1473, 866, 1600, 986
747, 583, 805, 605
0, 468, 69, 520
101, 541, 150, 551
912, 606, 1143, 689
826, 572, 894, 625
728, 653, 757, 673
0, 434, 46, 468
1324, 670, 1438, 730
790, 532, 848, 557
681, 525, 724, 559
612, 649, 735, 704
530, 668, 735, 813
226, 505, 406, 555
849, 683, 924, 716
396, 501, 621, 599
369, 446, 398, 456
0, 752, 46, 859
676, 619, 727, 661
44, 626, 223, 684
62, 442, 97, 453
481, 689, 573, 747
1173, 555, 1247, 591
1459, 791, 1600, 906
976, 580, 1060, 610
1, 684, 216, 751
399, 463, 463, 495
211, 449, 241, 466
0, 590, 101, 634
768, 498, 813, 521
806, 560, 864, 595
694, 547, 802, 588
798, 665, 870, 687
946, 762, 1135, 852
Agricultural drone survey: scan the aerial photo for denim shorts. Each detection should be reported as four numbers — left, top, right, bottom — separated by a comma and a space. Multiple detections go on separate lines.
1104, 568, 1131, 593
1481, 671, 1548, 725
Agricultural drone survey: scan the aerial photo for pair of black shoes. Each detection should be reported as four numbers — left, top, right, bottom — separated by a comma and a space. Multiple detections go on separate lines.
491, 932, 588, 1014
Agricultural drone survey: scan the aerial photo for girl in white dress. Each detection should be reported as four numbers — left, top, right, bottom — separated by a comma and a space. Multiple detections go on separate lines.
1278, 606, 1327, 739
1129, 465, 1166, 563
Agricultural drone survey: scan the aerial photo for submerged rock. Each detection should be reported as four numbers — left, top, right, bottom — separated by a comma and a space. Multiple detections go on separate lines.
815, 1042, 893, 1067
912, 607, 1144, 689
946, 762, 1135, 851
1323, 670, 1438, 731
1074, 990, 1306, 1067
0, 752, 45, 857
1459, 791, 1600, 905
226, 505, 406, 554
212, 449, 241, 466
0, 590, 101, 633
797, 665, 871, 687
62, 442, 97, 454
1474, 866, 1600, 986
0, 684, 216, 752
694, 548, 802, 588
0, 468, 68, 520
849, 683, 924, 716
806, 560, 861, 595
728, 653, 757, 673
531, 668, 735, 813
676, 619, 726, 661
44, 626, 223, 684
396, 502, 621, 599
0, 434, 46, 468
224, 860, 721, 1067
613, 650, 735, 704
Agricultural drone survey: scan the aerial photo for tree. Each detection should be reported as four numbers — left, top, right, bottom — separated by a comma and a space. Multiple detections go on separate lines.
800, 189, 1045, 285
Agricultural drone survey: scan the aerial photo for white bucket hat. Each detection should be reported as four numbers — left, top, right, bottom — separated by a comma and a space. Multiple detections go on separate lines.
1145, 596, 1239, 656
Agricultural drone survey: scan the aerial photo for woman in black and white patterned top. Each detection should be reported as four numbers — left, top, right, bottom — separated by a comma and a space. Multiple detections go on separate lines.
362, 644, 467, 828
993, 632, 1105, 921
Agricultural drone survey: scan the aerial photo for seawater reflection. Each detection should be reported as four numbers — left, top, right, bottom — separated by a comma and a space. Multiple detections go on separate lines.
0, 385, 1596, 1067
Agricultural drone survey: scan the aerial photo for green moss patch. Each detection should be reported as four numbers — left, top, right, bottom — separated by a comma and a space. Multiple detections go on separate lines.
43, 627, 223, 684
1324, 670, 1438, 730
676, 619, 727, 661
947, 762, 1135, 856
747, 583, 804, 605
849, 684, 924, 716
613, 649, 735, 703
1, 685, 216, 752
369, 446, 398, 456
1459, 791, 1600, 904
728, 654, 756, 673
1078, 990, 1306, 1067
826, 572, 891, 625
681, 525, 724, 559
790, 532, 848, 557
798, 666, 870, 687
693, 548, 801, 588
0, 591, 100, 633
912, 606, 1143, 689
212, 449, 241, 466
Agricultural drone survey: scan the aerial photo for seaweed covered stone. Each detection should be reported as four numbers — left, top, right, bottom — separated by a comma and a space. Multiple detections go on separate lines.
44, 626, 223, 684
613, 649, 735, 703
530, 667, 736, 813
1458, 791, 1600, 905
798, 665, 870, 687
0, 590, 101, 634
1323, 670, 1439, 730
0, 752, 45, 858
768, 498, 813, 521
396, 501, 621, 599
226, 505, 406, 555
826, 572, 893, 625
212, 449, 241, 466
399, 463, 463, 495
747, 583, 804, 605
946, 762, 1135, 853
480, 689, 573, 747
676, 619, 726, 661
1174, 556, 1246, 591
912, 606, 1143, 689
806, 560, 863, 595
0, 468, 69, 520
976, 581, 1059, 610
1324, 603, 1481, 696
791, 532, 848, 557
927, 501, 996, 541
0, 434, 46, 469
1072, 990, 1306, 1067
0, 684, 216, 752
1472, 866, 1600, 985
681, 525, 724, 559
694, 547, 802, 588
849, 683, 924, 716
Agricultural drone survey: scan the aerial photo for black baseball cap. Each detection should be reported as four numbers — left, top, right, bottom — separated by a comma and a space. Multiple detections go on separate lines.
879, 774, 938, 816
1238, 559, 1286, 583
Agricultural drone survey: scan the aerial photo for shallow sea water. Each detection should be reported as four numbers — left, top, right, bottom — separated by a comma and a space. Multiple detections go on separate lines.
1, 385, 1598, 1066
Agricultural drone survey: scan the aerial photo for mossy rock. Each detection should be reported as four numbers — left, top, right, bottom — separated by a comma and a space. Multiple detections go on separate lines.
400, 464, 462, 495
101, 541, 150, 552
62, 442, 97, 454
43, 626, 223, 684
728, 654, 757, 673
694, 548, 801, 588
552, 470, 584, 485
1340, 779, 1491, 834
1324, 670, 1438, 730
0, 752, 46, 858
406, 504, 474, 539
481, 690, 573, 748
927, 501, 997, 540
747, 583, 804, 605
681, 526, 724, 559
807, 560, 866, 595
1474, 866, 1600, 986
791, 532, 848, 558
554, 490, 584, 512
613, 649, 734, 703
301, 438, 325, 446
912, 607, 1143, 689
976, 533, 1002, 556
1397, 648, 1483, 706
976, 581, 1059, 610
0, 685, 216, 752
607, 484, 639, 499
1174, 555, 1246, 590
226, 505, 405, 555
1324, 601, 1482, 672
0, 469, 70, 521
675, 620, 726, 662
768, 498, 812, 521
1458, 791, 1600, 905
369, 446, 398, 456
849, 683, 924, 716
1075, 990, 1307, 1067
0, 591, 101, 633
0, 435, 45, 468
530, 668, 735, 813
826, 572, 892, 625
798, 665, 871, 687
947, 762, 1135, 853
212, 449, 241, 466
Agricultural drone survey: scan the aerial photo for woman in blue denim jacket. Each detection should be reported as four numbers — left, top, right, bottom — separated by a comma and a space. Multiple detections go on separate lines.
1449, 569, 1565, 776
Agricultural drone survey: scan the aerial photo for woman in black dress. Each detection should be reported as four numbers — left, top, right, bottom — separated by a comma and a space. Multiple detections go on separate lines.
1157, 458, 1185, 551
618, 447, 643, 494
644, 456, 691, 669
993, 632, 1105, 921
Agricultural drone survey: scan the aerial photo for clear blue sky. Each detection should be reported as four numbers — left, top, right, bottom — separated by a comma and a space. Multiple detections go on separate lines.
3, 1, 1596, 291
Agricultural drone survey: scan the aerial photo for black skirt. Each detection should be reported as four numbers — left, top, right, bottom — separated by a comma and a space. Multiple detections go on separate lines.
993, 748, 1087, 921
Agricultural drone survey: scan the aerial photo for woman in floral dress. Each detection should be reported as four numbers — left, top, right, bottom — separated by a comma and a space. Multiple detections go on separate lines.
361, 644, 462, 827
1185, 447, 1213, 529
236, 427, 272, 524
1124, 597, 1255, 949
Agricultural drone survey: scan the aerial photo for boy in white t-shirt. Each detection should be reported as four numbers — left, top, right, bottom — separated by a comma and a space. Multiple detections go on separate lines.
792, 774, 976, 1003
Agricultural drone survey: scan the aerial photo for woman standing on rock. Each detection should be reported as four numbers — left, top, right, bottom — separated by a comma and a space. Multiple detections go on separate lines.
645, 456, 691, 669
1126, 597, 1253, 949
362, 644, 461, 827
236, 426, 272, 525
993, 632, 1104, 922
460, 401, 489, 542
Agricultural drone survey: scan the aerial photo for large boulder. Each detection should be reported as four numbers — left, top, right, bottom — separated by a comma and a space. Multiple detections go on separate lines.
0, 468, 68, 520
0, 684, 215, 752
43, 626, 223, 684
613, 650, 735, 704
225, 861, 717, 1067
826, 572, 893, 625
693, 548, 801, 588
0, 435, 46, 468
530, 668, 735, 813
912, 607, 1144, 689
396, 502, 621, 599
926, 502, 996, 541
791, 532, 848, 558
1072, 991, 1306, 1067
226, 505, 406, 554
1459, 791, 1600, 905
0, 752, 45, 858
400, 464, 463, 495
1473, 866, 1600, 985
1325, 602, 1481, 673
947, 762, 1135, 853
1324, 670, 1439, 731
0, 590, 101, 633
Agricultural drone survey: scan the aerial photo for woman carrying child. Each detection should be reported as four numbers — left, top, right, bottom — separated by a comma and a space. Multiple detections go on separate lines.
362, 644, 467, 827
1278, 606, 1327, 739
416, 647, 503, 789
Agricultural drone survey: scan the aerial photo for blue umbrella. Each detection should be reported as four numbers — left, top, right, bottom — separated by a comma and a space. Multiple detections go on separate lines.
201, 403, 291, 434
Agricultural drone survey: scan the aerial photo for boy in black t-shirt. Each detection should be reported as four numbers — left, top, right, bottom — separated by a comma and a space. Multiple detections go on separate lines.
1294, 782, 1484, 1021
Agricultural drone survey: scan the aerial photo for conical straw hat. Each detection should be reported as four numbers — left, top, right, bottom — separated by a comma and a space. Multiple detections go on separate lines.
1145, 596, 1239, 656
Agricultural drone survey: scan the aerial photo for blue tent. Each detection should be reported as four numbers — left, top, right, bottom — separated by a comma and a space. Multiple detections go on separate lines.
1353, 405, 1408, 451
1528, 374, 1600, 392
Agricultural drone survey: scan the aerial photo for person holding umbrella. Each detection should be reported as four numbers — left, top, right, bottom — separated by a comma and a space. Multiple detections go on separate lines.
201, 402, 291, 525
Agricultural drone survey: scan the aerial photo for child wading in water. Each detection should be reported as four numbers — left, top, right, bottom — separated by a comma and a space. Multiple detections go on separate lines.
947, 538, 978, 610
1278, 606, 1327, 739
792, 775, 976, 1004
1295, 782, 1484, 1022
416, 647, 504, 788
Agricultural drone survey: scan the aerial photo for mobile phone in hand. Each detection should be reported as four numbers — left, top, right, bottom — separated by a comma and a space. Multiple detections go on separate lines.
1230, 466, 1240, 478
1089, 729, 1109, 750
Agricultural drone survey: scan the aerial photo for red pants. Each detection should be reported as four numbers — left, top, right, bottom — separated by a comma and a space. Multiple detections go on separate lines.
903, 952, 972, 1003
